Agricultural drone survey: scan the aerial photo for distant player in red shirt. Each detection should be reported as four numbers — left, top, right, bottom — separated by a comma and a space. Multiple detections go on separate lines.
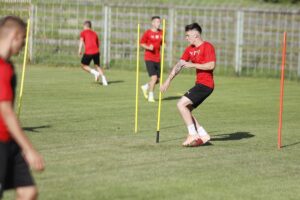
140, 16, 163, 102
78, 21, 108, 86
161, 23, 216, 147
0, 16, 44, 199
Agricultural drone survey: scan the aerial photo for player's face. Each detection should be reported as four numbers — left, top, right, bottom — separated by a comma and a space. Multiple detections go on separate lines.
11, 29, 26, 55
152, 18, 161, 30
185, 30, 198, 45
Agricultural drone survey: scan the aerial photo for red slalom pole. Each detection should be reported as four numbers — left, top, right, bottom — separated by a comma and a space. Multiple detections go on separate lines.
278, 32, 287, 149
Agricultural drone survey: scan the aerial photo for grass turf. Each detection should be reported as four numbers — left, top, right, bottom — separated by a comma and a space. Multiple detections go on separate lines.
3, 65, 300, 200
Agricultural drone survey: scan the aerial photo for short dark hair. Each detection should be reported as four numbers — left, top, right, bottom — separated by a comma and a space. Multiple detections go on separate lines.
185, 23, 202, 34
84, 20, 92, 28
0, 15, 26, 32
151, 16, 161, 21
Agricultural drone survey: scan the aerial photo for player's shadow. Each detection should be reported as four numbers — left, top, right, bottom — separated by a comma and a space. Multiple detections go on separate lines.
162, 96, 181, 101
107, 80, 124, 85
282, 141, 300, 148
211, 132, 254, 141
23, 125, 51, 133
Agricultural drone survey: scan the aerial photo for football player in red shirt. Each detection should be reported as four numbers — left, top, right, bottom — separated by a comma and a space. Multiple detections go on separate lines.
78, 21, 108, 86
0, 16, 44, 200
140, 16, 163, 102
161, 23, 216, 147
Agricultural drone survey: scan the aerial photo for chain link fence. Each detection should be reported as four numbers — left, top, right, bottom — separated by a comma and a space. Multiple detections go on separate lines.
1, 0, 300, 79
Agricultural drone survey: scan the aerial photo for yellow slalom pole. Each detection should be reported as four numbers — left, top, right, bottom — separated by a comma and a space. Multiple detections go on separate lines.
17, 19, 30, 117
156, 19, 166, 143
134, 23, 140, 133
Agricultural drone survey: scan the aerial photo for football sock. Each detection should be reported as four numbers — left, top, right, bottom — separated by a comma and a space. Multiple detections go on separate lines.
198, 126, 208, 137
149, 91, 154, 99
187, 124, 198, 136
142, 83, 149, 90
90, 69, 99, 76
101, 75, 107, 81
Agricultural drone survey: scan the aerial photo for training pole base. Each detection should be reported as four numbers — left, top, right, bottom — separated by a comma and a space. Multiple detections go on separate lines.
156, 131, 160, 143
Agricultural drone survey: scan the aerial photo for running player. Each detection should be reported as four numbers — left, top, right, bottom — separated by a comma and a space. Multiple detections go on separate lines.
78, 20, 108, 86
0, 16, 45, 200
161, 23, 216, 147
140, 16, 163, 102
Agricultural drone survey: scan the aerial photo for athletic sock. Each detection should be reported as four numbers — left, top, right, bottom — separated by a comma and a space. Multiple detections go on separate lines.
187, 124, 198, 136
148, 91, 154, 99
142, 83, 149, 90
90, 69, 98, 76
198, 126, 208, 137
101, 75, 107, 81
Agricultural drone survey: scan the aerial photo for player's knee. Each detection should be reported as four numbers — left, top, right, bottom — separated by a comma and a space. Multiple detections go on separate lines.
177, 101, 184, 110
156, 78, 160, 84
151, 76, 158, 82
17, 186, 38, 200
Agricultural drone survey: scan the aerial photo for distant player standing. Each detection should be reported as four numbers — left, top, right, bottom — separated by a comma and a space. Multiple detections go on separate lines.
140, 16, 163, 102
0, 16, 44, 199
78, 20, 108, 86
161, 23, 216, 147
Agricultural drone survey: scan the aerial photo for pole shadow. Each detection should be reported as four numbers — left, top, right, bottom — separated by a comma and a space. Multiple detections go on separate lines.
108, 80, 125, 84
162, 96, 181, 101
23, 125, 51, 133
211, 132, 254, 141
281, 141, 300, 148
160, 124, 183, 130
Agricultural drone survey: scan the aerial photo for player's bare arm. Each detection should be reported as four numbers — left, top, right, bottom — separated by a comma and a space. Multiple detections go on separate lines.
78, 38, 84, 56
0, 101, 45, 172
182, 61, 216, 70
160, 59, 185, 92
141, 43, 154, 51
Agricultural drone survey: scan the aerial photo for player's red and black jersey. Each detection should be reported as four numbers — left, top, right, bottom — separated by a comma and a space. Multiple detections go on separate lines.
0, 58, 16, 142
140, 29, 163, 62
80, 29, 100, 55
181, 41, 216, 89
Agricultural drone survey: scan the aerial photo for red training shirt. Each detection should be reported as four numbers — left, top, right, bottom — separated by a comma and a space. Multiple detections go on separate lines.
140, 29, 163, 62
181, 41, 216, 89
0, 58, 16, 142
80, 29, 100, 55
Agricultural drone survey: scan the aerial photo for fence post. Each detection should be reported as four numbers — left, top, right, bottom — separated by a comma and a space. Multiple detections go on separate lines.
102, 6, 110, 68
107, 6, 111, 69
235, 10, 244, 76
167, 8, 175, 68
29, 4, 34, 62
298, 51, 300, 78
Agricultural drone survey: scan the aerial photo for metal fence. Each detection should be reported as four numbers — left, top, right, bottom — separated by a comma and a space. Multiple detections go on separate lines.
1, 0, 300, 79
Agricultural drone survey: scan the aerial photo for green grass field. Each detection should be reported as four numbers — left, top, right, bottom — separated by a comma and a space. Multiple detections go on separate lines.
3, 65, 300, 200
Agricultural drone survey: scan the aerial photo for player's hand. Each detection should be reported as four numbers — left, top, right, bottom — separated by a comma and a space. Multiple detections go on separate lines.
160, 79, 170, 92
78, 51, 82, 57
182, 61, 194, 68
148, 44, 154, 51
24, 149, 45, 172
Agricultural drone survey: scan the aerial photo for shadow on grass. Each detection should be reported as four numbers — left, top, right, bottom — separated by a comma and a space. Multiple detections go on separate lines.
211, 132, 254, 141
107, 80, 124, 84
162, 96, 181, 101
160, 124, 183, 130
282, 141, 300, 148
23, 125, 51, 133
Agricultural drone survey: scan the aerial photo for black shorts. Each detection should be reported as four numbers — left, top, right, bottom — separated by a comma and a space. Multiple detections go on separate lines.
184, 84, 213, 108
81, 53, 100, 66
0, 141, 35, 198
145, 61, 160, 77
